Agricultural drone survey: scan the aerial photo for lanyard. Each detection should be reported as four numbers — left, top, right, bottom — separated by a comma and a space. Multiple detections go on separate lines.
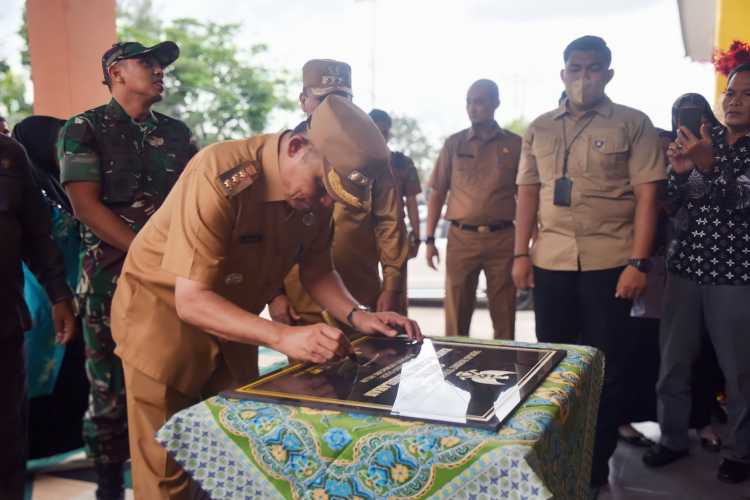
561, 114, 596, 178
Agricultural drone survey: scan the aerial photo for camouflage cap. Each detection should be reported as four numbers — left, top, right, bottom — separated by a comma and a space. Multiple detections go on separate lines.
308, 95, 388, 211
302, 59, 352, 97
102, 41, 179, 84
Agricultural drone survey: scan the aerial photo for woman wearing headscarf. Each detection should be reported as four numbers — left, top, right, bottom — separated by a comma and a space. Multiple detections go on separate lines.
12, 116, 89, 459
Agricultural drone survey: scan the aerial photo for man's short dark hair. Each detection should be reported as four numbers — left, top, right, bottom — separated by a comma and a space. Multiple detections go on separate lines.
469, 79, 499, 103
728, 63, 750, 84
369, 109, 391, 128
293, 119, 309, 135
563, 35, 612, 67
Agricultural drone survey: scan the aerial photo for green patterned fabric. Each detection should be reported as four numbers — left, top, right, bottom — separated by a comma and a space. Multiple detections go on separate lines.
158, 341, 603, 500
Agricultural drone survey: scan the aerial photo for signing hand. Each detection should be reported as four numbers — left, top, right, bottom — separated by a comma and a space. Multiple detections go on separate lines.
615, 266, 647, 300
52, 299, 77, 344
268, 294, 301, 325
275, 323, 351, 364
351, 310, 423, 342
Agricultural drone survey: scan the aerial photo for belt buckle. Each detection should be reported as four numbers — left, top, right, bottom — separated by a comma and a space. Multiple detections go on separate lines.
477, 225, 490, 233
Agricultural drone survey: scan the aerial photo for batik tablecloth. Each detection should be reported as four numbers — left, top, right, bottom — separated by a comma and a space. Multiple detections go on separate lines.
157, 340, 603, 500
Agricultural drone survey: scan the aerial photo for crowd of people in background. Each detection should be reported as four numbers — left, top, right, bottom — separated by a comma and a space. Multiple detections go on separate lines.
1, 32, 749, 500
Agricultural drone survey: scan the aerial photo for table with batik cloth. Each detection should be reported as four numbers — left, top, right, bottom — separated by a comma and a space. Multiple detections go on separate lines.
157, 340, 603, 500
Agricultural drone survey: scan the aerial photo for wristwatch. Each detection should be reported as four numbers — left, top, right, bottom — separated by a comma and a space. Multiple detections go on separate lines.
408, 231, 420, 246
346, 304, 371, 327
627, 258, 652, 274
425, 236, 435, 245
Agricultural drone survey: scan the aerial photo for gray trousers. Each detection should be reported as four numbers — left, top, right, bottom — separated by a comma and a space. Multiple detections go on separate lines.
657, 272, 750, 461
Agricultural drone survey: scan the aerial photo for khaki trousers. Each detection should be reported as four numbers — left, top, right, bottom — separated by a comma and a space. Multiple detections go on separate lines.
444, 225, 515, 339
124, 362, 236, 500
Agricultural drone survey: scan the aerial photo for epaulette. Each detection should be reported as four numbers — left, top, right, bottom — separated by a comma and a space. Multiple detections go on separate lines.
217, 161, 261, 198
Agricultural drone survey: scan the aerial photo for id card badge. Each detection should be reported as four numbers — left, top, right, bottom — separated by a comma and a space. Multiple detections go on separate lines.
553, 177, 573, 207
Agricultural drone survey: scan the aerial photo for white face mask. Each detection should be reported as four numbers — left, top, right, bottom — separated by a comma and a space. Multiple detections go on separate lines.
566, 78, 605, 108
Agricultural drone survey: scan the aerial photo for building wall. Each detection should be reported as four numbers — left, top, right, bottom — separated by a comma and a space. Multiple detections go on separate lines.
26, 0, 116, 119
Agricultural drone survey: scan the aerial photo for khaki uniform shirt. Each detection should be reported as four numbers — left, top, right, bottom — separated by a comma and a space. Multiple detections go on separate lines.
428, 121, 521, 224
392, 152, 421, 198
285, 163, 407, 316
111, 133, 334, 395
516, 97, 666, 271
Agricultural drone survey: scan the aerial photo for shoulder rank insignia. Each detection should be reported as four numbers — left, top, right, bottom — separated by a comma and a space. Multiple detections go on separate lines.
218, 161, 260, 197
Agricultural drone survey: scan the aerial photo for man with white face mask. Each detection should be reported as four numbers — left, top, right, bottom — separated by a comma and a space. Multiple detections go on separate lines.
512, 35, 665, 490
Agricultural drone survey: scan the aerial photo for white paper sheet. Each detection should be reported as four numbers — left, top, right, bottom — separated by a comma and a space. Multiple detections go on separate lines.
391, 339, 471, 423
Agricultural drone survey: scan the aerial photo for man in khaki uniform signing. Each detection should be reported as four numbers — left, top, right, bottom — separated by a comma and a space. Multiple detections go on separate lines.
512, 36, 664, 489
270, 59, 408, 326
425, 79, 521, 339
111, 96, 421, 499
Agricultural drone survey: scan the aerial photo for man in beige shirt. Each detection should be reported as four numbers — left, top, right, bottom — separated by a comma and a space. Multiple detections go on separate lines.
111, 96, 421, 499
270, 59, 408, 327
425, 79, 521, 339
512, 36, 665, 489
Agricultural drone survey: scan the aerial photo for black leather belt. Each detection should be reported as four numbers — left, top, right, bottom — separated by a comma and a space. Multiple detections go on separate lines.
451, 220, 513, 233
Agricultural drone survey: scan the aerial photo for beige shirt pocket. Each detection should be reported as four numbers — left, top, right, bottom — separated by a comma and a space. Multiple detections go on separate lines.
584, 129, 630, 188
531, 136, 559, 183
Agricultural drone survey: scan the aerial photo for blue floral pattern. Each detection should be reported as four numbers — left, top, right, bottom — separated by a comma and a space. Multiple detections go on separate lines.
158, 343, 602, 500
323, 428, 352, 451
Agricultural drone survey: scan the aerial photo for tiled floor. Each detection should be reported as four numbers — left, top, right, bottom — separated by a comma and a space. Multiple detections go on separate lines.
602, 422, 750, 500
27, 308, 750, 499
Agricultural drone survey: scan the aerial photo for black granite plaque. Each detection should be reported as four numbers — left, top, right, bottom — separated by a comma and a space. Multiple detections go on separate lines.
226, 336, 565, 431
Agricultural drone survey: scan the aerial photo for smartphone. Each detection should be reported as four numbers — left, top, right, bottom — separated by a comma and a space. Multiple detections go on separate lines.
678, 108, 703, 138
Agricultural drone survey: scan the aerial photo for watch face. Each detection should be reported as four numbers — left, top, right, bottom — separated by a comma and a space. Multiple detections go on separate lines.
630, 259, 651, 272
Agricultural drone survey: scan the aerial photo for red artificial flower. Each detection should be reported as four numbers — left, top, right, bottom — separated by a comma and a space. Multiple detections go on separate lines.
713, 40, 750, 76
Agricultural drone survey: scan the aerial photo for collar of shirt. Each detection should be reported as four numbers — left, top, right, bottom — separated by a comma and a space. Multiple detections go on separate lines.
106, 98, 159, 130
713, 124, 750, 145
259, 132, 286, 202
467, 120, 503, 142
553, 96, 614, 121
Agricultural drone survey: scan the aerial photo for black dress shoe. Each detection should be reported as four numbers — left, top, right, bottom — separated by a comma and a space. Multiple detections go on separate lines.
619, 432, 655, 448
642, 444, 689, 467
718, 458, 750, 484
700, 436, 722, 452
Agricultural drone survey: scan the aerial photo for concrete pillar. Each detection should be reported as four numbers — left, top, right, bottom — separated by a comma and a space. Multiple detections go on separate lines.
26, 0, 116, 119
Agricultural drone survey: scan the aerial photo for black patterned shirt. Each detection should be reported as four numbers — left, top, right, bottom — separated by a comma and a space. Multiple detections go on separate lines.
667, 125, 750, 285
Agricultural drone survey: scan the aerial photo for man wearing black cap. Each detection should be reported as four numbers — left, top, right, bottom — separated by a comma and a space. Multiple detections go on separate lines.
57, 41, 197, 499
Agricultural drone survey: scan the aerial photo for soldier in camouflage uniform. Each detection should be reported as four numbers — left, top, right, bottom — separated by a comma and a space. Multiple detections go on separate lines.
58, 41, 197, 500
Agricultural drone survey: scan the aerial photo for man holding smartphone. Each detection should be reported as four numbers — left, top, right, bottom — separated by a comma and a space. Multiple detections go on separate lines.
512, 35, 665, 489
